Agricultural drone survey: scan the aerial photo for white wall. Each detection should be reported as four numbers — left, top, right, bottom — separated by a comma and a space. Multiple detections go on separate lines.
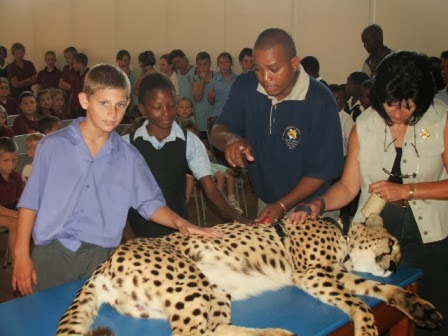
0, 0, 446, 84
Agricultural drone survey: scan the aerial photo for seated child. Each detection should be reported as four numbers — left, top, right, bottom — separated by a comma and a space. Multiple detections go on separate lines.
36, 89, 54, 117
8, 42, 37, 99
360, 79, 372, 110
0, 105, 15, 138
183, 121, 243, 214
36, 51, 61, 91
50, 88, 68, 120
176, 97, 196, 127
22, 132, 44, 182
38, 115, 61, 135
0, 77, 19, 115
0, 137, 24, 259
12, 91, 39, 135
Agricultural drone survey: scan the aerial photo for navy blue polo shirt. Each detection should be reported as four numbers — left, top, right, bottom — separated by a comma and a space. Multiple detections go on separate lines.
217, 68, 343, 204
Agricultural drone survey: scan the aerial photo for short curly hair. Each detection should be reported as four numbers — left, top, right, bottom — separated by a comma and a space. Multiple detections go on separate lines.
370, 51, 436, 126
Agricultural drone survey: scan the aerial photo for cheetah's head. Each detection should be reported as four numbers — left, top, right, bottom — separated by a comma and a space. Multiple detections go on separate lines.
345, 214, 401, 277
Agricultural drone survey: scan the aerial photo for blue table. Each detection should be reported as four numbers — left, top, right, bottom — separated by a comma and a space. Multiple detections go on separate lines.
0, 265, 421, 336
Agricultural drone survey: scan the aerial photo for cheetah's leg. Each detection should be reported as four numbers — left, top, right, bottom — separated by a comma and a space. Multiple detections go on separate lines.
207, 286, 295, 336
161, 282, 213, 336
335, 270, 443, 329
57, 266, 108, 336
292, 267, 378, 336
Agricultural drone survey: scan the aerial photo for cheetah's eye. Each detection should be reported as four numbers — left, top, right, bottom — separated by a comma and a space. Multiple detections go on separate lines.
388, 239, 394, 247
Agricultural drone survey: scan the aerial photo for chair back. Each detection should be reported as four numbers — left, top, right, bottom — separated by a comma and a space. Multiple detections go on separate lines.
12, 134, 28, 154
7, 115, 19, 127
15, 153, 32, 174
60, 119, 74, 128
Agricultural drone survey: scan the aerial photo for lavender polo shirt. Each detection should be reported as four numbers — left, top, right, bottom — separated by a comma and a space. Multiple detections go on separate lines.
18, 118, 166, 251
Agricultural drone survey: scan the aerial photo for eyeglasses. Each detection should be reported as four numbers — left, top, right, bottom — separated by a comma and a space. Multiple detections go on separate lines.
385, 101, 416, 111
382, 124, 419, 179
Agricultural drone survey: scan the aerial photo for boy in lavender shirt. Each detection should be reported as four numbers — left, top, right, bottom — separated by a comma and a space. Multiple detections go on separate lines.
13, 64, 222, 295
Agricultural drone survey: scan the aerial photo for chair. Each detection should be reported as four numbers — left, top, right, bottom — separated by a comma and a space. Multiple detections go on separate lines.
115, 123, 132, 136
0, 228, 11, 269
12, 134, 28, 154
7, 115, 18, 127
15, 153, 32, 174
232, 168, 249, 217
60, 119, 74, 128
192, 182, 207, 227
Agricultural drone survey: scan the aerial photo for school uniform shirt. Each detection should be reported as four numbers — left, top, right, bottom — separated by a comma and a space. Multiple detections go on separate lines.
0, 170, 23, 208
0, 62, 8, 78
193, 71, 218, 132
217, 66, 343, 204
344, 96, 364, 122
0, 126, 14, 138
36, 66, 62, 89
7, 60, 37, 97
177, 65, 196, 101
18, 117, 166, 251
12, 113, 39, 135
0, 97, 20, 115
123, 120, 211, 180
209, 72, 237, 116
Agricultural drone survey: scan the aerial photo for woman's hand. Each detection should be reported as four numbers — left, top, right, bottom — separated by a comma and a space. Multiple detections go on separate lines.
369, 180, 409, 201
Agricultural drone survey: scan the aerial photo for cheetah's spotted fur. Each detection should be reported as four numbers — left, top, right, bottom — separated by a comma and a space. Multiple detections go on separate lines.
57, 214, 442, 336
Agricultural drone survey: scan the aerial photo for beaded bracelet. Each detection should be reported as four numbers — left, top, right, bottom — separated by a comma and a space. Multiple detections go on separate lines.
310, 197, 326, 215
408, 183, 415, 201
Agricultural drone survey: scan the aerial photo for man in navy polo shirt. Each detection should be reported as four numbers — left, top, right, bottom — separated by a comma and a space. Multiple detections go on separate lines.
211, 28, 343, 222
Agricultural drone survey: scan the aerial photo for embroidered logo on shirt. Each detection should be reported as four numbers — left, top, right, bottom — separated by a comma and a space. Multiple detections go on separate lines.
282, 126, 301, 149
419, 128, 430, 139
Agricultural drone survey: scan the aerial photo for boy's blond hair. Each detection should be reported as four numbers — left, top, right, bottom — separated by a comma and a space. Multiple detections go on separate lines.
0, 105, 7, 118
25, 132, 45, 150
83, 64, 131, 98
50, 88, 65, 99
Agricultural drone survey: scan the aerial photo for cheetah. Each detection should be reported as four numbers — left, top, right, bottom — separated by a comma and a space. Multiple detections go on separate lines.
56, 214, 442, 336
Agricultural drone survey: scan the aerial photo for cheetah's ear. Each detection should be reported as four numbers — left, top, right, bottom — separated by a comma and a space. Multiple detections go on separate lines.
365, 213, 384, 229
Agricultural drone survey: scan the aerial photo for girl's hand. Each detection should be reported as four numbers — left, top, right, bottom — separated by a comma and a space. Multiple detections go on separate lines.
175, 218, 223, 238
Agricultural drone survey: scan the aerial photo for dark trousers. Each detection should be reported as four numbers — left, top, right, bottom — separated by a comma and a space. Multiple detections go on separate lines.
381, 204, 448, 335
